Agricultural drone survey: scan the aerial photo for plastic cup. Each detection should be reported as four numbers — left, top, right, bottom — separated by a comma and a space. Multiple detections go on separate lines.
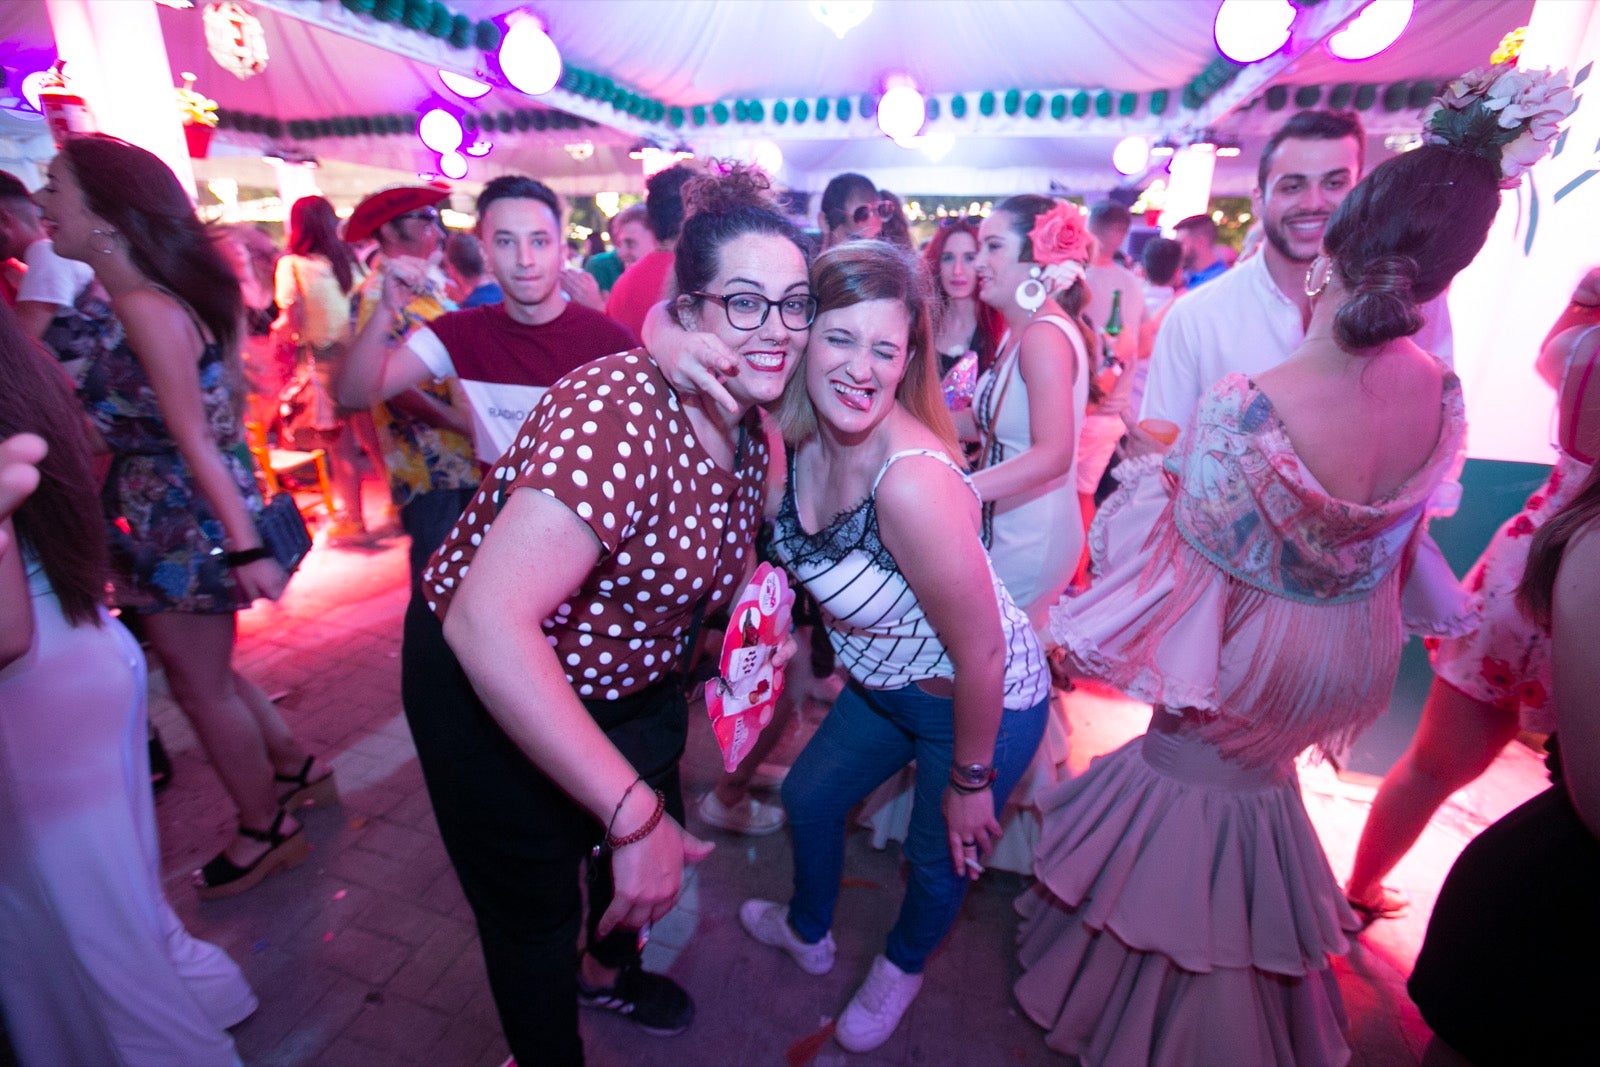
1138, 419, 1180, 446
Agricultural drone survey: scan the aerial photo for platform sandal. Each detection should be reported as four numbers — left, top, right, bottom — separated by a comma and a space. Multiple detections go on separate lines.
275, 754, 339, 809
194, 809, 309, 899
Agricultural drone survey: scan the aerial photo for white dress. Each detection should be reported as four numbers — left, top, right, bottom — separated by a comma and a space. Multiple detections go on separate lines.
857, 313, 1089, 874
0, 557, 256, 1067
973, 313, 1089, 623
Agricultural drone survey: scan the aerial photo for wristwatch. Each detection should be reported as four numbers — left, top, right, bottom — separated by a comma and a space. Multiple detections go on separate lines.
949, 761, 997, 793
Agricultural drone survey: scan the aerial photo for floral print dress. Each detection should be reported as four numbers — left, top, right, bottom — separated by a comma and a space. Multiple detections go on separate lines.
77, 310, 260, 614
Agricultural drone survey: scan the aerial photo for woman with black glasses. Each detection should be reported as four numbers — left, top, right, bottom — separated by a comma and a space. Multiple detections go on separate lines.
400, 164, 811, 1066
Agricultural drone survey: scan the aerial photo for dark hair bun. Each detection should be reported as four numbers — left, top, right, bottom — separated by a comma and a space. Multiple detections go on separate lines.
681, 162, 775, 221
1334, 253, 1423, 350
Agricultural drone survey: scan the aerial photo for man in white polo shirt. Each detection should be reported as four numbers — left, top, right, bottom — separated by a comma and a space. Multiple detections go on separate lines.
339, 175, 638, 466
1141, 110, 1452, 430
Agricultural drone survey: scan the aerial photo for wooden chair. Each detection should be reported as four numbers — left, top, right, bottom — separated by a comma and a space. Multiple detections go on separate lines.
243, 420, 335, 518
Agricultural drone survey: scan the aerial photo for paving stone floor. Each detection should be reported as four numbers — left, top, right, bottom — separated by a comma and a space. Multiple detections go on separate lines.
136, 522, 1546, 1067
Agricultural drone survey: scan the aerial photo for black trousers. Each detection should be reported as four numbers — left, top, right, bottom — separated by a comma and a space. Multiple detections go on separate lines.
401, 595, 688, 1067
1409, 768, 1600, 1067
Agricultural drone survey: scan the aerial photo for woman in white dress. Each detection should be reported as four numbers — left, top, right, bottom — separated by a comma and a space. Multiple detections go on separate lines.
0, 304, 256, 1066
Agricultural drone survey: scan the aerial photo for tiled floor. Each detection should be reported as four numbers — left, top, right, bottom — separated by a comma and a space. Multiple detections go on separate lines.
136, 524, 1547, 1066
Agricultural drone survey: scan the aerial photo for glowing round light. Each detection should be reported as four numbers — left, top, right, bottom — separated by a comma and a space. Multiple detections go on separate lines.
19, 71, 49, 112
464, 138, 493, 157
439, 69, 492, 99
439, 151, 468, 180
1112, 135, 1151, 175
1213, 0, 1295, 64
750, 139, 783, 176
1327, 0, 1413, 61
418, 109, 463, 153
917, 132, 956, 163
498, 15, 561, 96
877, 76, 924, 145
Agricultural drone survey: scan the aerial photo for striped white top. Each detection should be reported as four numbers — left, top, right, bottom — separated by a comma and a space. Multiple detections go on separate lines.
770, 448, 1049, 709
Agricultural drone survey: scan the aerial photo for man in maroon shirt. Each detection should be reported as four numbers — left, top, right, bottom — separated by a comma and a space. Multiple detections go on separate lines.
339, 175, 639, 467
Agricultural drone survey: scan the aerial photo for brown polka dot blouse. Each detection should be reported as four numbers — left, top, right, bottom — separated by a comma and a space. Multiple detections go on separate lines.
423, 351, 770, 701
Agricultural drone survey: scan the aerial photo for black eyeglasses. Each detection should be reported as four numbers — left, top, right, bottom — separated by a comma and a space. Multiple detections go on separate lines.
396, 209, 441, 225
690, 291, 819, 331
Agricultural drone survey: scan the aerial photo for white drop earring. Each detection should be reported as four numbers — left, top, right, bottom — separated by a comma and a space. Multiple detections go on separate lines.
1015, 265, 1047, 312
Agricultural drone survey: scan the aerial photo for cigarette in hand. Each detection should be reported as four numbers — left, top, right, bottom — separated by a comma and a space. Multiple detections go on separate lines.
963, 857, 984, 876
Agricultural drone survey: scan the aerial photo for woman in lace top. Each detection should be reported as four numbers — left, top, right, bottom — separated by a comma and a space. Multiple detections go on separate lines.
738, 241, 1049, 1054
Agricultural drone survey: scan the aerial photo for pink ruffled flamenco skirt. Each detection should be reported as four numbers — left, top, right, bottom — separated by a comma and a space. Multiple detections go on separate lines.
1013, 715, 1361, 1067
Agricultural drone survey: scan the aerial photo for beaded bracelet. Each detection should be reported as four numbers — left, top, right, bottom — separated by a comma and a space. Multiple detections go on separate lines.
601, 788, 666, 853
604, 775, 646, 841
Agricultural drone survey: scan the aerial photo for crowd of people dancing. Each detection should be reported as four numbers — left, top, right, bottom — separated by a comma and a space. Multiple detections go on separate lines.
1, 59, 1594, 1067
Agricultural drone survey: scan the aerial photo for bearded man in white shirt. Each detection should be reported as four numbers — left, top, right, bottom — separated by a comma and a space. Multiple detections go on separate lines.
1141, 110, 1452, 428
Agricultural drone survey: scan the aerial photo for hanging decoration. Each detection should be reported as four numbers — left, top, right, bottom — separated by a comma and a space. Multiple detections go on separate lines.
809, 2, 873, 40
204, 2, 270, 80
176, 71, 220, 158
1325, 0, 1413, 62
37, 61, 96, 148
338, 0, 499, 52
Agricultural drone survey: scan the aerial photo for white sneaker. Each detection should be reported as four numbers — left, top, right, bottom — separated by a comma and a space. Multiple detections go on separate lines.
697, 791, 786, 836
738, 899, 835, 975
835, 955, 923, 1053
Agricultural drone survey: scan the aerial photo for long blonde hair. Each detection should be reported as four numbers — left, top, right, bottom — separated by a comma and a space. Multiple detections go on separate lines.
776, 241, 961, 463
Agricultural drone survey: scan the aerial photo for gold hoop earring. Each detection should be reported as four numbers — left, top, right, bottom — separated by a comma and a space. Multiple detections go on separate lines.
1303, 256, 1330, 300
90, 228, 120, 257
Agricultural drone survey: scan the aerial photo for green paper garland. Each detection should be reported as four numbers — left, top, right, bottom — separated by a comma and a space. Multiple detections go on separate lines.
816, 97, 830, 121
1354, 83, 1377, 110
1071, 91, 1089, 118
837, 97, 851, 121
1149, 89, 1168, 116
1265, 85, 1289, 111
1050, 93, 1066, 119
793, 99, 808, 122
692, 105, 707, 126
1118, 92, 1136, 116
1024, 92, 1041, 118
978, 91, 995, 116
1328, 82, 1355, 109
950, 94, 966, 119
1294, 85, 1322, 108
925, 97, 939, 121
1003, 89, 1020, 116
1381, 82, 1409, 112
773, 100, 788, 123
713, 102, 729, 124
1094, 90, 1112, 117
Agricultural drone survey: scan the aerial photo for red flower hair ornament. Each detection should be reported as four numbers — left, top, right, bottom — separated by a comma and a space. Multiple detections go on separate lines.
1027, 202, 1092, 291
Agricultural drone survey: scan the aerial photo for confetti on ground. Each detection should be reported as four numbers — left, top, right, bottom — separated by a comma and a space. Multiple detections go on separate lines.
784, 1019, 836, 1067
838, 877, 883, 890
333, 889, 347, 900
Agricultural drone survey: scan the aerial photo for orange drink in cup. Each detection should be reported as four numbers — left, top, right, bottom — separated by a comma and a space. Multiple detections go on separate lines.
1138, 419, 1180, 446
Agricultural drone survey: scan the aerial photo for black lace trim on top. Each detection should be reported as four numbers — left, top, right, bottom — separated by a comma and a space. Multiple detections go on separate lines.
771, 449, 897, 572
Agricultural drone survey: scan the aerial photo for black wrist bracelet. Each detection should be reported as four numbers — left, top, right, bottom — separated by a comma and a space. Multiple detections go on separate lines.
224, 546, 270, 568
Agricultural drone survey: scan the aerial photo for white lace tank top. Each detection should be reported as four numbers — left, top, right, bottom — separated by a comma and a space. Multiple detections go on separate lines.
769, 448, 1049, 708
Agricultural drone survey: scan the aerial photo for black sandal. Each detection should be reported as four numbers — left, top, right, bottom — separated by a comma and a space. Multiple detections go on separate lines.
275, 754, 339, 809
194, 810, 309, 899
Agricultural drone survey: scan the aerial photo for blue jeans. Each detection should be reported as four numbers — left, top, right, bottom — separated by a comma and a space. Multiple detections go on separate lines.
781, 680, 1048, 973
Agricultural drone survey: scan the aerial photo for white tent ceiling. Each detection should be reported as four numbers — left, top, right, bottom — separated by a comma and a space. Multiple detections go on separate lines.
0, 0, 1539, 201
